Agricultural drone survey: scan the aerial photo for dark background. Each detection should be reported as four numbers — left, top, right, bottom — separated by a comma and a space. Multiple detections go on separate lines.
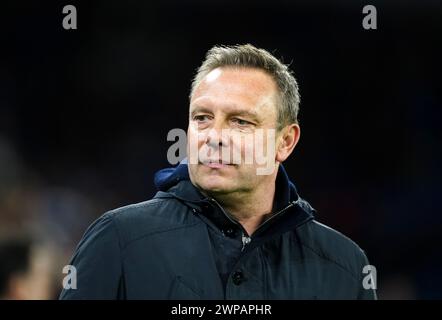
0, 0, 441, 298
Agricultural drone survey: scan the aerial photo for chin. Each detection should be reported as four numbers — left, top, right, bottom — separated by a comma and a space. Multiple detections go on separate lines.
199, 179, 229, 192
197, 177, 234, 194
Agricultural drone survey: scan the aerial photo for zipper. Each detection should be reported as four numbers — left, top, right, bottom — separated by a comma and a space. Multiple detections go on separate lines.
240, 202, 295, 251
207, 197, 243, 228
239, 202, 296, 252
209, 197, 299, 251
162, 190, 301, 248
208, 197, 252, 252
241, 232, 251, 251
251, 201, 297, 238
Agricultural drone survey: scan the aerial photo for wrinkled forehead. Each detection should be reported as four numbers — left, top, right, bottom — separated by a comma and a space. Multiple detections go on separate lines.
190, 67, 279, 117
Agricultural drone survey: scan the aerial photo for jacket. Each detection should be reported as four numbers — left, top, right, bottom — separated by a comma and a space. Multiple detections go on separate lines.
59, 161, 377, 299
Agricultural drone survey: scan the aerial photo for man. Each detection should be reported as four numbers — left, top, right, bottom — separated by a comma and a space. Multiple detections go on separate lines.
60, 44, 376, 299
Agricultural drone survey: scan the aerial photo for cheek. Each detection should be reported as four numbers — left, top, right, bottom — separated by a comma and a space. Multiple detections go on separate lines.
256, 131, 277, 158
228, 133, 252, 160
242, 141, 254, 160
239, 134, 266, 164
187, 127, 209, 163
193, 129, 210, 148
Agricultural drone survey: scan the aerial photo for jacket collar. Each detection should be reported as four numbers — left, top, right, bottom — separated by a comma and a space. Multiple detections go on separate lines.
153, 159, 315, 236
155, 159, 296, 204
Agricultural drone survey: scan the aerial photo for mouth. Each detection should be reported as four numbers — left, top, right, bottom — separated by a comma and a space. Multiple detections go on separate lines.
200, 159, 235, 169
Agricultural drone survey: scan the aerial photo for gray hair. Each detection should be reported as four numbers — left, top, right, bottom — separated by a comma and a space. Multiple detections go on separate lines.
190, 44, 300, 129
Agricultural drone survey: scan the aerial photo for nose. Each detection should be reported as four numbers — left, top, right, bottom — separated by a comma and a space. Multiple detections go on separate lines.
205, 121, 229, 148
206, 128, 227, 148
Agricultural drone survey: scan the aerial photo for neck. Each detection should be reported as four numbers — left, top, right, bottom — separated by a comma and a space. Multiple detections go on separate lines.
210, 182, 276, 236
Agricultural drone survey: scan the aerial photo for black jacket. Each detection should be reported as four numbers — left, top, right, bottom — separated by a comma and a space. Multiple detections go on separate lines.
60, 162, 376, 300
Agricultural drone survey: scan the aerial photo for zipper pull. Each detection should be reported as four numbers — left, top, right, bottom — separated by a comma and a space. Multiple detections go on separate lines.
241, 232, 251, 251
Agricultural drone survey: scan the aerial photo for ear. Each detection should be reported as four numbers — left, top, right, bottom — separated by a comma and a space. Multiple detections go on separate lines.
276, 124, 300, 163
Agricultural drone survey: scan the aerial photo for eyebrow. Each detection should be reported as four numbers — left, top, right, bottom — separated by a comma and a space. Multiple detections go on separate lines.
190, 106, 213, 117
190, 105, 260, 122
229, 110, 260, 122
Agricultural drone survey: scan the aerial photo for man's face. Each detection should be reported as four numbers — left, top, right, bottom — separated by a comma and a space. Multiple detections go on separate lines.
187, 67, 280, 196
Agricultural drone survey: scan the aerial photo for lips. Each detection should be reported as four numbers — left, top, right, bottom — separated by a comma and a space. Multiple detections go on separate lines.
200, 159, 234, 168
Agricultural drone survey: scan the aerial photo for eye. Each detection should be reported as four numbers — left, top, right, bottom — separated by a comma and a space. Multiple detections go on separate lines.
232, 118, 252, 126
193, 115, 212, 122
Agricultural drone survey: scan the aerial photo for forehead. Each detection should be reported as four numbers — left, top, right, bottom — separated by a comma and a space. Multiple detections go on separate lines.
190, 67, 278, 115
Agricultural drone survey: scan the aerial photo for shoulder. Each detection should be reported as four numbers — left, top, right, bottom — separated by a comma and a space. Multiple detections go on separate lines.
299, 220, 371, 279
97, 196, 200, 248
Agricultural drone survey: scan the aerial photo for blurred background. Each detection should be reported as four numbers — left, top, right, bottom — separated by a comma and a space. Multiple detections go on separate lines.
0, 0, 441, 299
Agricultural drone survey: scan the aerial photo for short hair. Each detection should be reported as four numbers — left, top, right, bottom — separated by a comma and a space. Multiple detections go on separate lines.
190, 44, 300, 129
